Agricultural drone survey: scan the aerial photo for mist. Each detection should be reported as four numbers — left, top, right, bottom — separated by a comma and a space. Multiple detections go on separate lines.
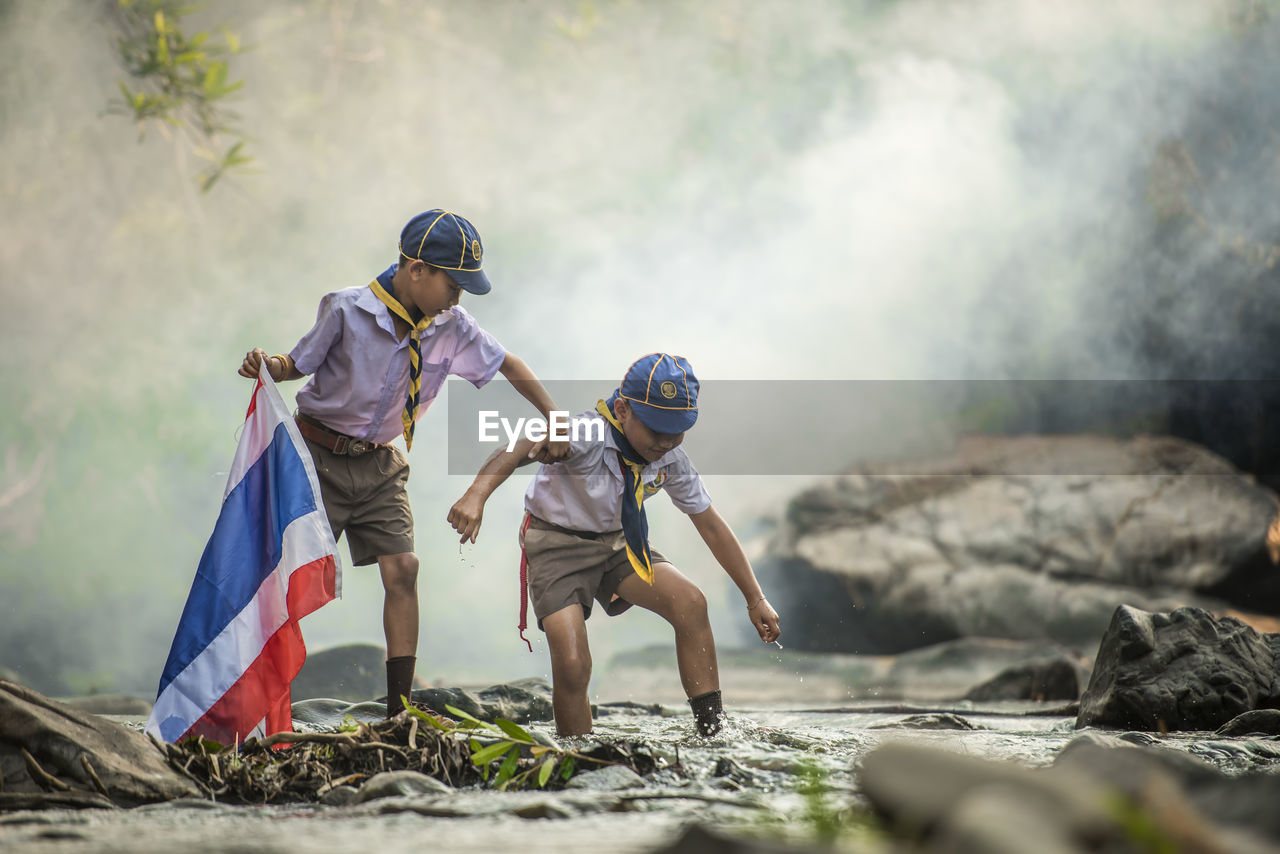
2, 0, 1278, 698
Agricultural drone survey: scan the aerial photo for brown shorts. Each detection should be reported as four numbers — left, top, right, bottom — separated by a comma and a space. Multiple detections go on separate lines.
520, 515, 667, 629
302, 434, 413, 566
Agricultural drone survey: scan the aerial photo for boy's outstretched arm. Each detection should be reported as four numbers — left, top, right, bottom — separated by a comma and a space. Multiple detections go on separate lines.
689, 505, 782, 644
498, 352, 571, 462
238, 347, 302, 382
447, 436, 540, 544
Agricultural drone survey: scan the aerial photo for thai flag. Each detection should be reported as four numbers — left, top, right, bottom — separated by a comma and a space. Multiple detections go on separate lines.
146, 368, 340, 744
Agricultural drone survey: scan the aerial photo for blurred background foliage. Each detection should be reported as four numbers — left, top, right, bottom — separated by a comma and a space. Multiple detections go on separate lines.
2, 0, 1279, 696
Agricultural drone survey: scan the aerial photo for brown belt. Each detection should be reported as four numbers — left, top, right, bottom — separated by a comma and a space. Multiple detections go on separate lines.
526, 514, 613, 540
295, 413, 383, 457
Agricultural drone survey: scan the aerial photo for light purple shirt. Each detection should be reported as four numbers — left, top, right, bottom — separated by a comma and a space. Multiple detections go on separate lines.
523, 409, 712, 532
290, 284, 506, 445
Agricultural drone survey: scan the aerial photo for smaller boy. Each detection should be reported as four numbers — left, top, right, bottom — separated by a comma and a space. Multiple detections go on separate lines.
448, 353, 780, 736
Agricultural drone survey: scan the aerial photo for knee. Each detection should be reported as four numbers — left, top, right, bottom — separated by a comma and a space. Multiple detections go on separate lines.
382, 553, 419, 595
670, 586, 709, 629
553, 649, 592, 695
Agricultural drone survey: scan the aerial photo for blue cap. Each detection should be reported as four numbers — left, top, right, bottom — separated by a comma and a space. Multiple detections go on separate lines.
618, 353, 699, 433
399, 210, 491, 295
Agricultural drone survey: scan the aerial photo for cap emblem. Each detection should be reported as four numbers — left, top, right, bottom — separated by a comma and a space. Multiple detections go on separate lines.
471, 239, 481, 262
659, 381, 678, 399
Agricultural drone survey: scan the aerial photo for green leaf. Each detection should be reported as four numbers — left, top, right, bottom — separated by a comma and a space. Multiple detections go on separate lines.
494, 718, 534, 743
471, 740, 516, 765
537, 757, 556, 787
445, 705, 497, 731
494, 745, 520, 787
560, 755, 576, 780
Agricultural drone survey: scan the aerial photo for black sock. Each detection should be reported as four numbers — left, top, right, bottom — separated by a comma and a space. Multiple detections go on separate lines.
385, 655, 416, 718
689, 688, 724, 736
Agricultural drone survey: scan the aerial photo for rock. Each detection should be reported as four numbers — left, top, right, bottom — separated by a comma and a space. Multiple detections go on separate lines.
292, 643, 390, 701
512, 800, 573, 819
866, 713, 984, 730
1054, 731, 1280, 844
409, 677, 553, 724
859, 740, 1267, 854
650, 823, 835, 853
757, 435, 1277, 653
565, 764, 646, 791
319, 785, 359, 806
53, 695, 153, 716
963, 657, 1082, 701
1077, 605, 1280, 731
291, 698, 386, 728
0, 680, 203, 808
858, 741, 1112, 842
1215, 709, 1280, 737
353, 770, 450, 803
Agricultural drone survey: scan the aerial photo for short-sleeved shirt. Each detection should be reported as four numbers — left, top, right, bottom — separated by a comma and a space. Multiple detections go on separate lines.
290, 283, 506, 445
523, 408, 712, 532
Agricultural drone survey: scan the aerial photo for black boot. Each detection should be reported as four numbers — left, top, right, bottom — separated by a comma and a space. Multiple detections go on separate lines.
385, 655, 416, 718
689, 688, 724, 736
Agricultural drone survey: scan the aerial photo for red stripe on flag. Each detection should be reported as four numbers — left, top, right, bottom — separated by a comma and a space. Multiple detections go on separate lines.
182, 554, 337, 745
245, 376, 263, 420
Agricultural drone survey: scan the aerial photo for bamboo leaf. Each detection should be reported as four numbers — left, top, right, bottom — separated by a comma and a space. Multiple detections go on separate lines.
494, 746, 520, 787
494, 718, 534, 743
538, 757, 556, 787
471, 740, 514, 765
445, 705, 498, 731
560, 755, 576, 780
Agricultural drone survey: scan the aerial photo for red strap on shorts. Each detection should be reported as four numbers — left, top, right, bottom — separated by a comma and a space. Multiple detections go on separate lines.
518, 511, 533, 652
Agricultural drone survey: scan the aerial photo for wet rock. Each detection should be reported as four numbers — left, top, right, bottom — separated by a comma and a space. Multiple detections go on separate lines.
1054, 731, 1280, 844
1077, 605, 1280, 731
866, 713, 984, 730
353, 770, 450, 802
51, 695, 153, 716
291, 697, 386, 728
293, 643, 391, 702
652, 823, 835, 853
758, 435, 1276, 653
860, 740, 1270, 854
0, 680, 203, 808
319, 785, 359, 806
565, 764, 646, 791
512, 800, 573, 819
1214, 709, 1280, 737
963, 656, 1081, 701
408, 677, 553, 724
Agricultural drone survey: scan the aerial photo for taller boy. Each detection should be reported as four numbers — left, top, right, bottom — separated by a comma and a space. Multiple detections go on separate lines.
239, 210, 567, 714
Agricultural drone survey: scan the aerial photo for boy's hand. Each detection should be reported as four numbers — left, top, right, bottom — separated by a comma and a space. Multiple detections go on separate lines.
238, 347, 269, 379
748, 597, 781, 644
528, 436, 572, 463
447, 492, 486, 544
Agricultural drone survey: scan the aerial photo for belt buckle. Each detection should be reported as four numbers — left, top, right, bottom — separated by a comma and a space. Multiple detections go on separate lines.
347, 439, 372, 457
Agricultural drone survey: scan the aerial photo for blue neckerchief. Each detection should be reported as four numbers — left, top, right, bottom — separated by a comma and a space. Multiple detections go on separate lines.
597, 391, 655, 585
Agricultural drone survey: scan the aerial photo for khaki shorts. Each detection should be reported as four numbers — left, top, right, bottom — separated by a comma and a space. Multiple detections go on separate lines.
303, 436, 413, 566
520, 515, 667, 629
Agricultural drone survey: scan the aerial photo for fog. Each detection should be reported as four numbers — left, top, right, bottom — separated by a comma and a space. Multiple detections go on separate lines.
2, 0, 1277, 698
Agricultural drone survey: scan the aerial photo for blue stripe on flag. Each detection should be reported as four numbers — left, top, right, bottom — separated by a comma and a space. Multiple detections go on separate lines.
157, 422, 318, 694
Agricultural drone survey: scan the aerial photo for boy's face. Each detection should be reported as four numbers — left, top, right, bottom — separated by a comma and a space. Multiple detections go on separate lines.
407, 263, 462, 318
616, 399, 685, 462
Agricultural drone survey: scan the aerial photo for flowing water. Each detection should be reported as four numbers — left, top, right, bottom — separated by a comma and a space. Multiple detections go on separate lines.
0, 699, 1188, 854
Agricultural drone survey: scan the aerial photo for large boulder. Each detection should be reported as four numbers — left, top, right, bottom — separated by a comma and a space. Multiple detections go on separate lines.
0, 681, 203, 809
1077, 605, 1280, 731
292, 642, 391, 701
757, 435, 1278, 653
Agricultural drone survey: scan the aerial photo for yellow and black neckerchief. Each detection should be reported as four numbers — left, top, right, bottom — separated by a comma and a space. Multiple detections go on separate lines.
370, 276, 433, 450
596, 396, 655, 585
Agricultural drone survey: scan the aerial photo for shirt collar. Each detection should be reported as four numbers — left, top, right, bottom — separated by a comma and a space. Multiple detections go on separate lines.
355, 275, 455, 339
